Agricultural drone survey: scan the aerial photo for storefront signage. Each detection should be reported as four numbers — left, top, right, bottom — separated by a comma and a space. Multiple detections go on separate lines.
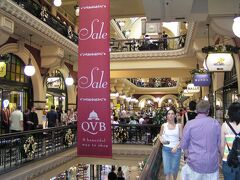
77, 0, 111, 157
46, 77, 61, 89
193, 74, 211, 86
0, 62, 6, 77
206, 53, 234, 72
187, 83, 200, 93
183, 89, 194, 97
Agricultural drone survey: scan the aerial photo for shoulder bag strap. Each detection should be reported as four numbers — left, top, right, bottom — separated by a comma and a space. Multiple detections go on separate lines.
226, 121, 237, 136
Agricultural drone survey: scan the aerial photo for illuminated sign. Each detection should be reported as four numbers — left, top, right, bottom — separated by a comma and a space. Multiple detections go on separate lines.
0, 62, 6, 77
206, 53, 234, 72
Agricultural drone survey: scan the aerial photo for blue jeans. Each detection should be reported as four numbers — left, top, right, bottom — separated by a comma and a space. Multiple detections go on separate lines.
222, 161, 240, 180
162, 146, 181, 175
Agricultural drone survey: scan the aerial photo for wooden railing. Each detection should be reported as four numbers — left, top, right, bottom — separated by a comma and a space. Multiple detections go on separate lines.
139, 140, 162, 180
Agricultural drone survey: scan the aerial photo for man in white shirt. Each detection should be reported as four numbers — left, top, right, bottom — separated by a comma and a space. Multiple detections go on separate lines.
9, 105, 23, 132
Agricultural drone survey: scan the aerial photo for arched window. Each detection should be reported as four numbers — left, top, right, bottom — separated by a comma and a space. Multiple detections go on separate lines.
0, 53, 30, 83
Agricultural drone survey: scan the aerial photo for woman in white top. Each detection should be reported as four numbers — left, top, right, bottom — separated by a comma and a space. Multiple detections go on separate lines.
221, 102, 240, 180
159, 109, 183, 180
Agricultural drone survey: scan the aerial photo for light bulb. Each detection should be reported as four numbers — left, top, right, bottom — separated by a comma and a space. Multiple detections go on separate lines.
54, 0, 62, 7
24, 65, 35, 76
75, 6, 79, 16
232, 17, 240, 38
65, 76, 74, 86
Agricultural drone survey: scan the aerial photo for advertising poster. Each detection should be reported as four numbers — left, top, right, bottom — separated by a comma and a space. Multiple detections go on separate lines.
77, 0, 111, 157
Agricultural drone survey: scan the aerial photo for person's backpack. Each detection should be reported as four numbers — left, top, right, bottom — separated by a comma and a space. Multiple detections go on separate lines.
226, 121, 240, 168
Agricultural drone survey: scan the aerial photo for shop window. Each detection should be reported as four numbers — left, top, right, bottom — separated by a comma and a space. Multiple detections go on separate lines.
46, 70, 68, 111
0, 54, 33, 134
0, 53, 30, 84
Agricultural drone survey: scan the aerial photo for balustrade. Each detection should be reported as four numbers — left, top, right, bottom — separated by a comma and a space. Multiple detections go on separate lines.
0, 124, 160, 174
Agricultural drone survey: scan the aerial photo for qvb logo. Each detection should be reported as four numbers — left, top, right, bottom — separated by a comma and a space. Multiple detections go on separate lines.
81, 110, 106, 135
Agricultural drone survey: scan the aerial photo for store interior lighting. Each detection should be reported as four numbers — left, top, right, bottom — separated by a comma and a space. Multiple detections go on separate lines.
53, 0, 62, 7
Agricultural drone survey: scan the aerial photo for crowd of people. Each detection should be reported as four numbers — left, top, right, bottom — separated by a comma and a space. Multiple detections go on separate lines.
159, 100, 240, 180
1, 105, 78, 133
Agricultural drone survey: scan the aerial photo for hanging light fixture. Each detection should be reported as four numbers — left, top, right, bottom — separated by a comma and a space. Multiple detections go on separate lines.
232, 17, 240, 38
24, 34, 35, 77
53, 0, 62, 7
65, 55, 74, 86
232, 1, 240, 37
74, 5, 79, 16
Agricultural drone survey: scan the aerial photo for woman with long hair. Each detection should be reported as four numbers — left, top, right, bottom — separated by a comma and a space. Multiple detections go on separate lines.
159, 109, 183, 180
221, 102, 240, 180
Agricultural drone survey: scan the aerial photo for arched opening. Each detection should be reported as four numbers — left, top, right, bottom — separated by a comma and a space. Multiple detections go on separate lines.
45, 70, 68, 111
0, 53, 33, 133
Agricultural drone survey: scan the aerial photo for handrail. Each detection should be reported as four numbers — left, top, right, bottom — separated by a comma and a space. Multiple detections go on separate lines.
127, 78, 177, 88
110, 34, 186, 52
139, 140, 162, 180
0, 124, 160, 174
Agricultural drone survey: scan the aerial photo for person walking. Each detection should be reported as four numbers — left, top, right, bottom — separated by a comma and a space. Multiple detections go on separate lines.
181, 100, 221, 180
117, 166, 125, 180
221, 102, 240, 180
108, 166, 117, 180
159, 109, 182, 180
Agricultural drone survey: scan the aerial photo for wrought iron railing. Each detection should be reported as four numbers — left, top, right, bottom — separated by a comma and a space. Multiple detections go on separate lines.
111, 124, 160, 144
13, 0, 78, 44
110, 34, 186, 52
0, 125, 76, 175
0, 124, 160, 174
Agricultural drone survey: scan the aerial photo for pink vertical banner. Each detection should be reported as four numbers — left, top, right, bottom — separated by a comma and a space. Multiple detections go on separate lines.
77, 0, 111, 157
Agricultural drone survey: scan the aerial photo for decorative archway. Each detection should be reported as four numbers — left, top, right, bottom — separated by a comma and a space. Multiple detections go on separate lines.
138, 95, 157, 109
47, 65, 76, 110
159, 95, 179, 108
0, 43, 44, 103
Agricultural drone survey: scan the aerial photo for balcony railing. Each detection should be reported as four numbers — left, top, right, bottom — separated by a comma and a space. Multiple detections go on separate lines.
0, 124, 160, 175
110, 34, 186, 52
127, 78, 177, 88
13, 0, 78, 44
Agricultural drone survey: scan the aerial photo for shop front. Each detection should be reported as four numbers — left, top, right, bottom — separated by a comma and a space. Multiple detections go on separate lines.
0, 53, 33, 133
46, 70, 68, 111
